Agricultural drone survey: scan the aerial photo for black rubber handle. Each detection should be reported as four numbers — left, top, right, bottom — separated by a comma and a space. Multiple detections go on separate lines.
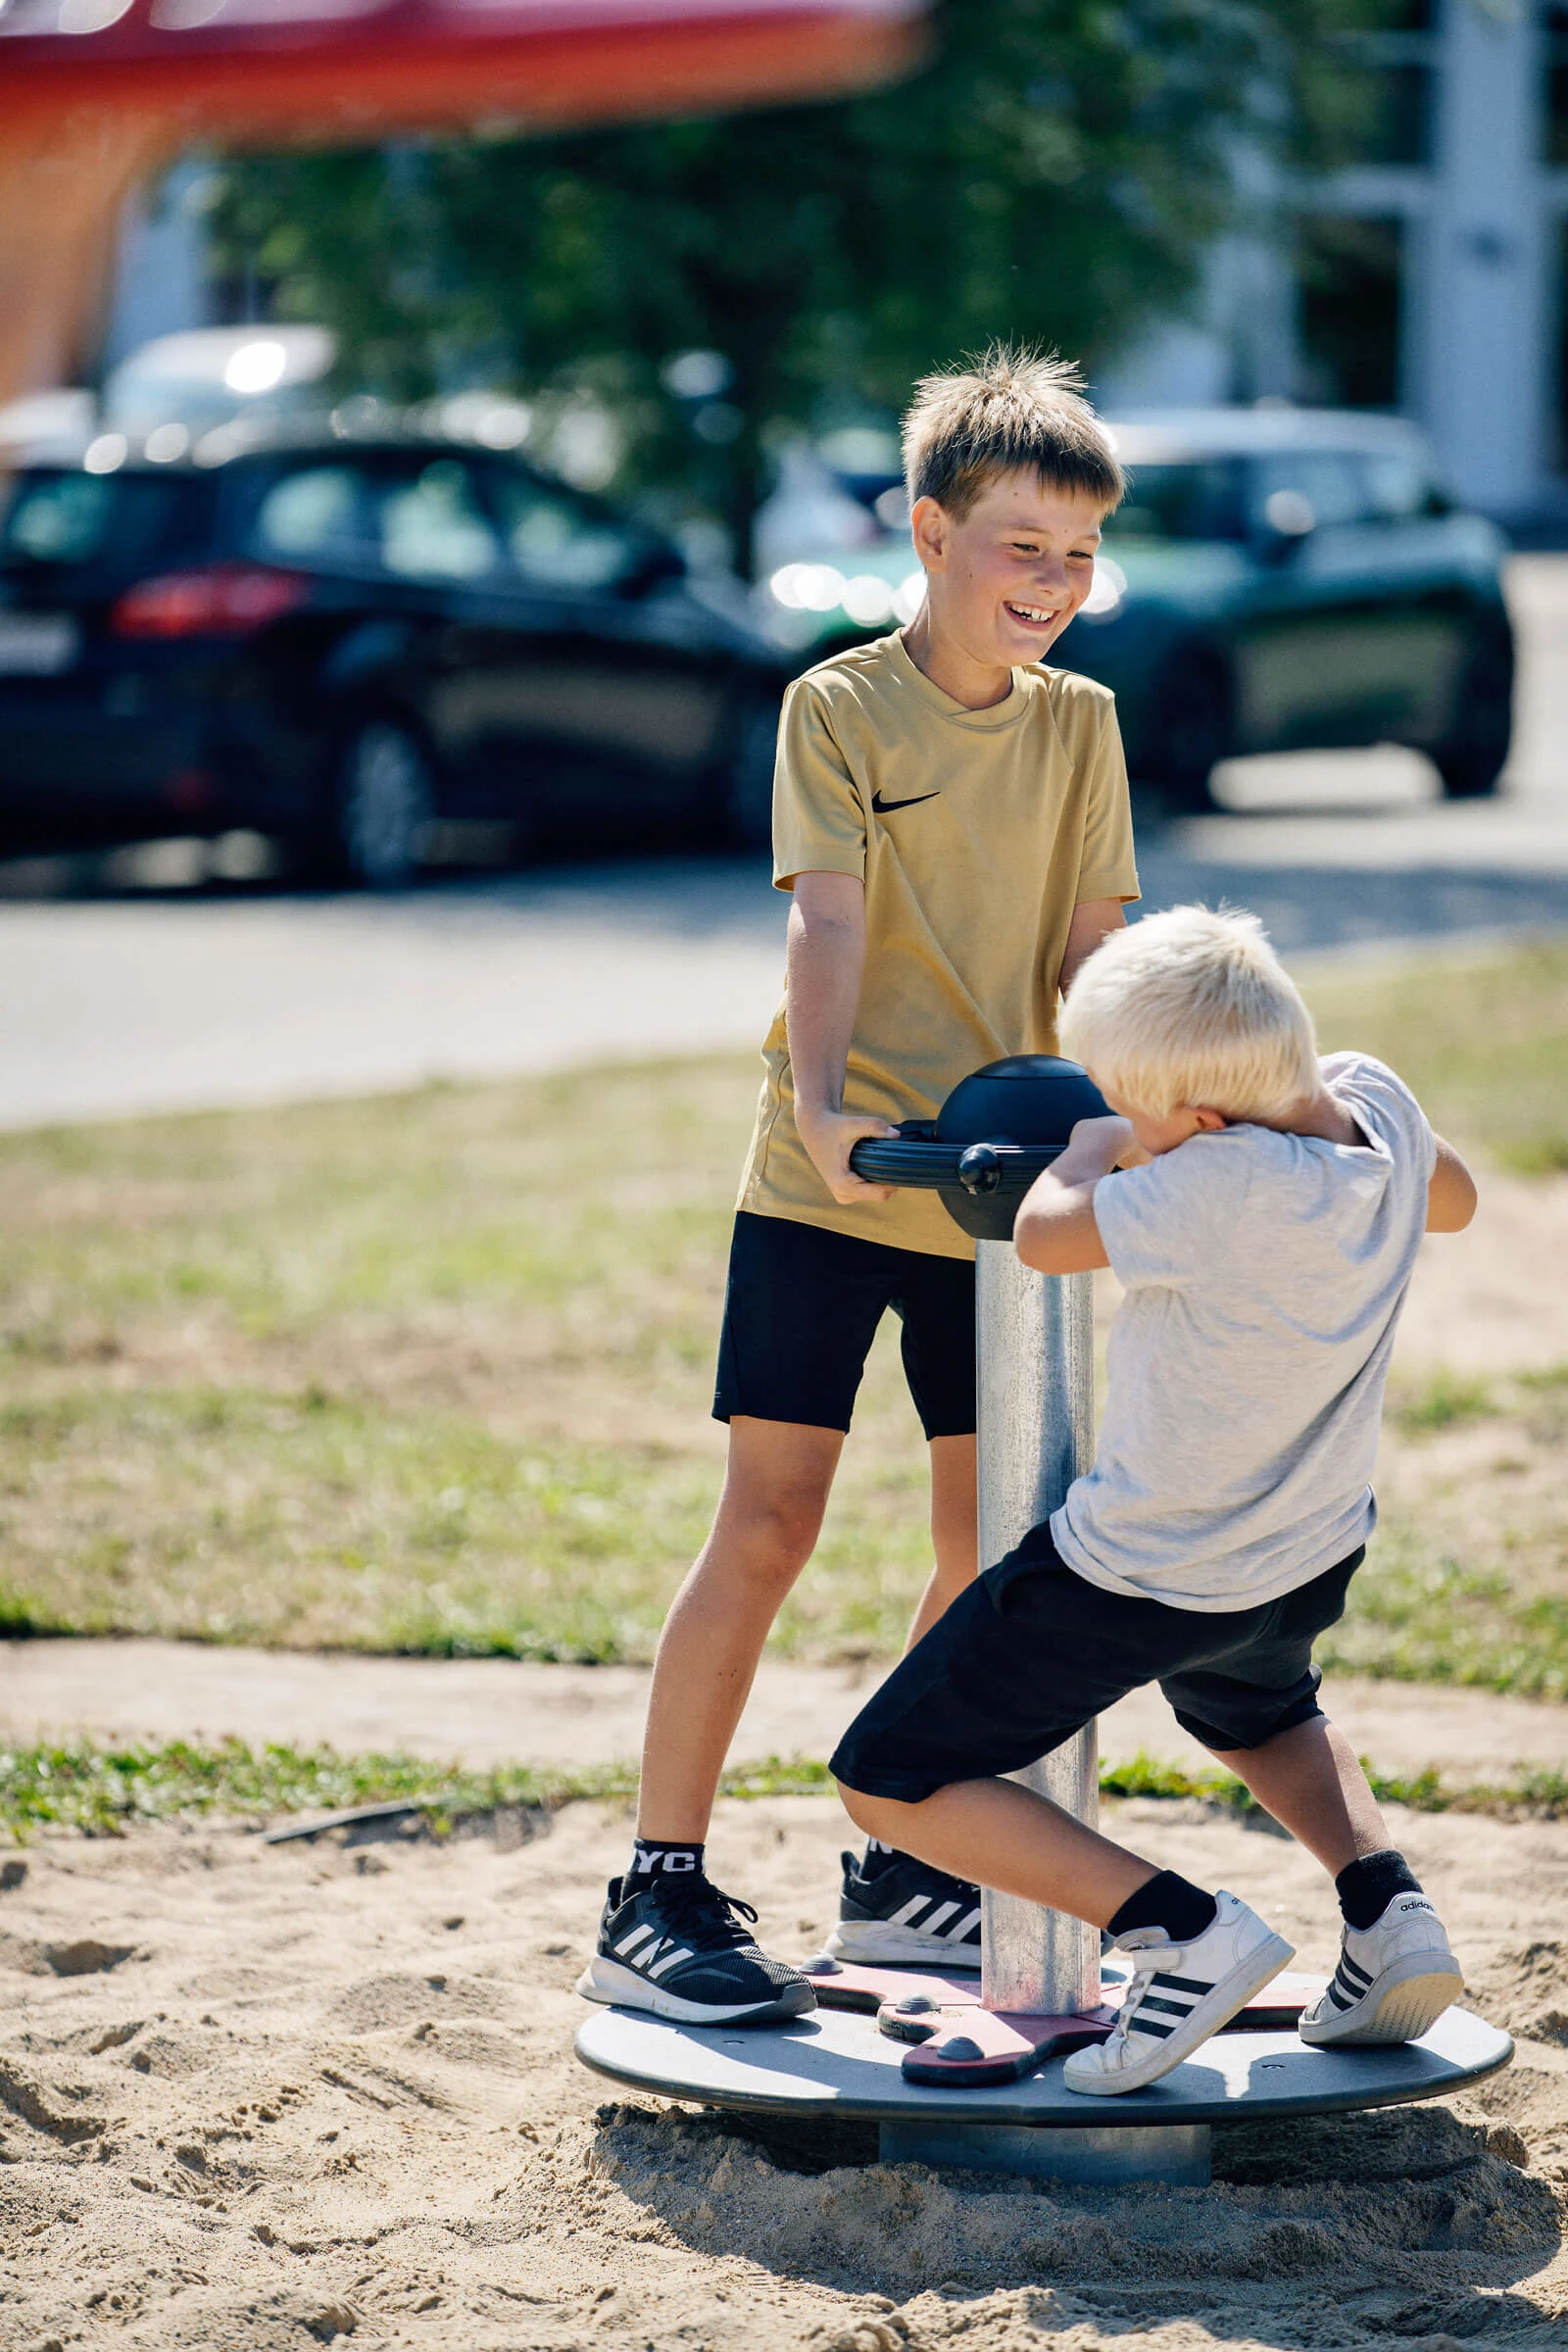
848, 1137, 1066, 1192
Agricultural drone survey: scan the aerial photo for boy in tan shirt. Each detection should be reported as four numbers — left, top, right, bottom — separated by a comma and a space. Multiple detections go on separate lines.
579, 349, 1141, 2023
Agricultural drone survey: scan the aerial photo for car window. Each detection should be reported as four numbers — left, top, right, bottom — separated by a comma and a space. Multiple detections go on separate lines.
1102, 461, 1249, 542
1250, 452, 1368, 534
486, 470, 639, 590
378, 460, 504, 583
0, 469, 207, 573
1360, 450, 1450, 521
251, 465, 374, 565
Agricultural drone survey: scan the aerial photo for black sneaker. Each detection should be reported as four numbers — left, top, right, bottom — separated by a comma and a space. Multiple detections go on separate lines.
576, 1875, 816, 2025
824, 1847, 983, 1967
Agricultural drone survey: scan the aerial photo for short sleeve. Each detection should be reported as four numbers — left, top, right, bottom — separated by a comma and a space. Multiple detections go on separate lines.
771, 679, 868, 892
1091, 1133, 1252, 1290
1321, 1051, 1438, 1182
1075, 704, 1140, 906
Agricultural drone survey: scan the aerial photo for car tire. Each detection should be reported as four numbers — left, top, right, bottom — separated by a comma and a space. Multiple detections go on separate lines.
1432, 613, 1514, 800
723, 696, 781, 850
1144, 653, 1232, 814
333, 720, 436, 889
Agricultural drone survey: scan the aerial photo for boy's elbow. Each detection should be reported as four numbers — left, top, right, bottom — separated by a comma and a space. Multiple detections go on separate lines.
1427, 1171, 1479, 1234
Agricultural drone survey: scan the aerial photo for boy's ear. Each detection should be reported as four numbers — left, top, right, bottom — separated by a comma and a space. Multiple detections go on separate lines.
1189, 1106, 1229, 1132
909, 495, 948, 571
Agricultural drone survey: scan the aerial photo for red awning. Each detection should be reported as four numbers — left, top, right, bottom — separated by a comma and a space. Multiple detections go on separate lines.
0, 0, 926, 137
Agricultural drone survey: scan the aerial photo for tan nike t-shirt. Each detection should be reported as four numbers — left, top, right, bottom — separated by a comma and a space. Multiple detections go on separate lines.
738, 630, 1140, 1260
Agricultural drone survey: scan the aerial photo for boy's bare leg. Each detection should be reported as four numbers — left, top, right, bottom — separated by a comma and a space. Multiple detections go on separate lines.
637, 1416, 842, 1842
905, 1432, 978, 1649
1204, 1716, 1392, 1878
839, 1775, 1159, 1930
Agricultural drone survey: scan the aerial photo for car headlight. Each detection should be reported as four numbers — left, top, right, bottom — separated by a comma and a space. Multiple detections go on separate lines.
1080, 556, 1127, 620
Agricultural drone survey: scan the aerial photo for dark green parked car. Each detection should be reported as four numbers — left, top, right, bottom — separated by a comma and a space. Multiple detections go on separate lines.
764, 410, 1514, 811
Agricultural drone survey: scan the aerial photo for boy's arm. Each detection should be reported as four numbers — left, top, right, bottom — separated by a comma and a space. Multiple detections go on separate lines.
786, 869, 898, 1203
1427, 1132, 1478, 1233
1059, 899, 1125, 998
1012, 1115, 1135, 1274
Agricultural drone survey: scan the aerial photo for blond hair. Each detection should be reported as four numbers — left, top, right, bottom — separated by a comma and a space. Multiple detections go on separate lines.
902, 346, 1125, 519
1059, 907, 1320, 1122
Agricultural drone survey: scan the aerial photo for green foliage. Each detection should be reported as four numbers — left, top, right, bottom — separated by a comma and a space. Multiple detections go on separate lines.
1, 1738, 1558, 1844
214, 0, 1384, 562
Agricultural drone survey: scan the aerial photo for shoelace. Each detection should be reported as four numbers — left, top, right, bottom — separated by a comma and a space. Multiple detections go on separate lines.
650, 1878, 761, 1951
1105, 1939, 1179, 2049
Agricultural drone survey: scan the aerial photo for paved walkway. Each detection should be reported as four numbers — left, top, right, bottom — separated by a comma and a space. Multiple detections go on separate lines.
3, 1638, 1562, 1788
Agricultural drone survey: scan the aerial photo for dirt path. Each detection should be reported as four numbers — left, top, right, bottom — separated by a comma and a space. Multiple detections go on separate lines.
0, 1794, 1563, 2350
3, 1636, 1565, 1788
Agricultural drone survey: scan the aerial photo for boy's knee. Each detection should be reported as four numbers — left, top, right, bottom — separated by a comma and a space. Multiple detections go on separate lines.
834, 1777, 884, 1836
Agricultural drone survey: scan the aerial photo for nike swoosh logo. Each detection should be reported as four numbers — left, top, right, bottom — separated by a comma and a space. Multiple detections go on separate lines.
871, 789, 940, 814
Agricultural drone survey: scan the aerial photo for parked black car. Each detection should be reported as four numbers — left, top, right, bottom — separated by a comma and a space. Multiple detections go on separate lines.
0, 428, 788, 883
764, 410, 1515, 810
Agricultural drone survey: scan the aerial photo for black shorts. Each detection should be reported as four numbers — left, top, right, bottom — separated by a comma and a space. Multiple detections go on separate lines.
831, 1525, 1365, 1802
712, 1210, 976, 1440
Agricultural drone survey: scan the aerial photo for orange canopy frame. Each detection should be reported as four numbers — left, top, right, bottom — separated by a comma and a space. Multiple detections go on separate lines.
0, 0, 927, 405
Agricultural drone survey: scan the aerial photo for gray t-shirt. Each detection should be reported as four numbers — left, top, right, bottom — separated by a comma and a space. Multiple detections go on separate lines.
1050, 1052, 1436, 1611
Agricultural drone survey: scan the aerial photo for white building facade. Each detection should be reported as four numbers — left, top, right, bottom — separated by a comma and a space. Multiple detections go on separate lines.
1102, 0, 1568, 527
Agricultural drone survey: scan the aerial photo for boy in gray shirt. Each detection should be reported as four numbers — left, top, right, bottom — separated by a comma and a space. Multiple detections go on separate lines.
832, 906, 1478, 2095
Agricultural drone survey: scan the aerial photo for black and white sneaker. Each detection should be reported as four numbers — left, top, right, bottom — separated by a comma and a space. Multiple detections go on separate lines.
823, 1847, 983, 1967
576, 1875, 816, 2026
1298, 1893, 1462, 2047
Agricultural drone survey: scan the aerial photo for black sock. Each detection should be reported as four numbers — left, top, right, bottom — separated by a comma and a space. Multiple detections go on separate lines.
1336, 1849, 1421, 1932
1109, 1869, 1218, 1945
625, 1838, 706, 1889
859, 1838, 900, 1878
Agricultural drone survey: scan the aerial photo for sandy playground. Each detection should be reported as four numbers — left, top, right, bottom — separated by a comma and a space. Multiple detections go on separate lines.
0, 1767, 1564, 2351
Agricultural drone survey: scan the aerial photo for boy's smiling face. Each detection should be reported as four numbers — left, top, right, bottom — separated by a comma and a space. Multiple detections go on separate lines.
907, 467, 1107, 699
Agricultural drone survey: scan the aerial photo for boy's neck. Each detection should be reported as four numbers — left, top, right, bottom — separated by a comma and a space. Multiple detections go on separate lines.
900, 612, 1015, 711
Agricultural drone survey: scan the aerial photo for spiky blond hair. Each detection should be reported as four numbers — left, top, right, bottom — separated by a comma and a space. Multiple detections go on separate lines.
901, 346, 1124, 518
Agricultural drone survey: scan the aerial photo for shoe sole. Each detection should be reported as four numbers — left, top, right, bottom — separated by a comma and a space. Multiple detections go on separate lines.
1064, 1931, 1296, 2096
575, 1954, 816, 2027
1298, 1952, 1462, 2047
824, 1919, 982, 1968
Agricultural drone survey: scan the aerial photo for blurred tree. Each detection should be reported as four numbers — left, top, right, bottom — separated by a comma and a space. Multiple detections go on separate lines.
215, 0, 1384, 571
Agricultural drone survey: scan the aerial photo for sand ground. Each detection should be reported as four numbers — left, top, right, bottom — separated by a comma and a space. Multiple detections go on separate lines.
0, 1788, 1564, 2352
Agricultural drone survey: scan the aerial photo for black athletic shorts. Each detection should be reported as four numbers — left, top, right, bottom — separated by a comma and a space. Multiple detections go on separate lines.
712, 1210, 976, 1440
831, 1524, 1365, 1801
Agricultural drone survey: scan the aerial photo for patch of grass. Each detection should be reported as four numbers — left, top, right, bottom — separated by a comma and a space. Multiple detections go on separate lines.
1322, 1522, 1568, 1701
1389, 1367, 1497, 1433
0, 942, 1559, 1675
2, 1739, 1561, 1845
1302, 935, 1568, 1176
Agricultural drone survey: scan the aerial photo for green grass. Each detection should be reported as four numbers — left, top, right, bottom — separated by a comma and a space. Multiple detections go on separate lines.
2, 1738, 1560, 1845
1303, 934, 1568, 1176
0, 941, 1561, 1683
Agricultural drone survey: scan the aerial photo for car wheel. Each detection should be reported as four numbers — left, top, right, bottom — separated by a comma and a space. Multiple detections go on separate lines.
336, 720, 435, 888
1144, 654, 1231, 814
1433, 614, 1513, 800
724, 696, 780, 850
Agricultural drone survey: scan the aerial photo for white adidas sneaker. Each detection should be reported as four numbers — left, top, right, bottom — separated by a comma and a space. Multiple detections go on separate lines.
1298, 1891, 1462, 2047
1063, 1890, 1294, 2097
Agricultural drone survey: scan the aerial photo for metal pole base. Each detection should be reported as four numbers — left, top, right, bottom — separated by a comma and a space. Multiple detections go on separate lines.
878, 2118, 1211, 2186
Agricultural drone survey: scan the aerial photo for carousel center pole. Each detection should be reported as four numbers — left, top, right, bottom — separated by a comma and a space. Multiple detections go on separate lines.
974, 1243, 1101, 2018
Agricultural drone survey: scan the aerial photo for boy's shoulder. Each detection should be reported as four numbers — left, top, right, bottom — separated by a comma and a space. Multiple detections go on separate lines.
790, 636, 1117, 726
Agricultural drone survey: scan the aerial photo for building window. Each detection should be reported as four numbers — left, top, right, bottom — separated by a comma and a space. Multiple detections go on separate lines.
1546, 4, 1568, 166
1298, 216, 1403, 409
1329, 7, 1437, 170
